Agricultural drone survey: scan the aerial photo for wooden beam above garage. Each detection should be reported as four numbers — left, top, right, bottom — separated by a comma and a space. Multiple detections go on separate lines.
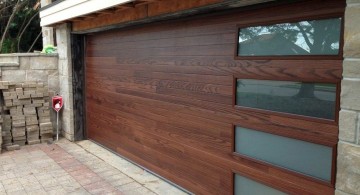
71, 0, 277, 33
72, 0, 225, 32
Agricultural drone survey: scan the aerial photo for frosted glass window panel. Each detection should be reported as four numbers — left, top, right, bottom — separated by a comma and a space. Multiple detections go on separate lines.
238, 18, 341, 56
235, 126, 333, 181
234, 174, 287, 195
236, 79, 336, 120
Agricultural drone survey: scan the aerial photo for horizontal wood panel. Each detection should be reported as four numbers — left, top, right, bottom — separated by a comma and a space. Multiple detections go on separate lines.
86, 85, 338, 145
85, 0, 343, 194
87, 56, 342, 69
86, 57, 342, 82
87, 33, 235, 48
87, 111, 231, 193
86, 43, 235, 57
86, 98, 232, 155
86, 68, 233, 86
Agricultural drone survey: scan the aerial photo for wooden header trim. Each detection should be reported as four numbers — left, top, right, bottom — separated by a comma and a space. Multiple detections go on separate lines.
70, 0, 274, 33
71, 0, 223, 32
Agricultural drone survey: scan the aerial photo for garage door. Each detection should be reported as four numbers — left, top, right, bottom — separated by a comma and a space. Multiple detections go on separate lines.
85, 1, 344, 194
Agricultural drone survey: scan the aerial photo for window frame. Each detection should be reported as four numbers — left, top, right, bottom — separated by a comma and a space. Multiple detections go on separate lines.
234, 14, 344, 60
231, 125, 337, 186
232, 172, 289, 195
230, 11, 343, 191
233, 77, 341, 124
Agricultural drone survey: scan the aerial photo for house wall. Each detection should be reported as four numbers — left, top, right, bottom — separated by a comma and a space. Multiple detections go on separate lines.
45, 0, 360, 193
336, 1, 360, 194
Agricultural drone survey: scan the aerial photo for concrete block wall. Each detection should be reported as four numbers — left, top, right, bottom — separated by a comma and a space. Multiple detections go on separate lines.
335, 1, 360, 194
0, 53, 58, 92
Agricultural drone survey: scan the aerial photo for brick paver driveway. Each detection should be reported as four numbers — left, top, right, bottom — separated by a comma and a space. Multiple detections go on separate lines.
0, 139, 187, 195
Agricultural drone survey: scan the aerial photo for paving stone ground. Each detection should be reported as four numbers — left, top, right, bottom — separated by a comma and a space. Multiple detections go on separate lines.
0, 139, 188, 195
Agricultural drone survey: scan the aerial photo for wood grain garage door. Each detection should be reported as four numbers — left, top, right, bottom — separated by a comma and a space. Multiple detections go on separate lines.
85, 1, 344, 194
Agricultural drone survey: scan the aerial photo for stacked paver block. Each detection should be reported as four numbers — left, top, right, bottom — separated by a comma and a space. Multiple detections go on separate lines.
0, 83, 3, 153
1, 81, 15, 150
26, 115, 41, 145
23, 82, 42, 145
12, 114, 26, 146
0, 83, 4, 152
2, 81, 53, 148
5, 84, 27, 146
1, 115, 12, 149
40, 121, 53, 142
31, 82, 53, 143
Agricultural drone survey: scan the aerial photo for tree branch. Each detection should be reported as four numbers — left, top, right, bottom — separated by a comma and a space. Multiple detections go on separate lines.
0, 0, 20, 53
17, 11, 39, 52
0, 4, 15, 14
295, 23, 313, 50
27, 30, 42, 52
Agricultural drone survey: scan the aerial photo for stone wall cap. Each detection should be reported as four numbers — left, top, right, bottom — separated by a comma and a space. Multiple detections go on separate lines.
0, 53, 58, 57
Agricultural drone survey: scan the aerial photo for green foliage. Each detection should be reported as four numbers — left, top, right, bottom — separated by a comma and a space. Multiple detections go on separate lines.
1, 38, 17, 53
42, 45, 57, 54
0, 0, 42, 53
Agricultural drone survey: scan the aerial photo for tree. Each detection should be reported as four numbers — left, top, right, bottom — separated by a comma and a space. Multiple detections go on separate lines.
0, 0, 41, 53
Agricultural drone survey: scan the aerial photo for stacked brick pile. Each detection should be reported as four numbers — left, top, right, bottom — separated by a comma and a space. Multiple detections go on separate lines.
1, 81, 53, 149
1, 115, 12, 150
38, 103, 53, 143
0, 82, 12, 151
